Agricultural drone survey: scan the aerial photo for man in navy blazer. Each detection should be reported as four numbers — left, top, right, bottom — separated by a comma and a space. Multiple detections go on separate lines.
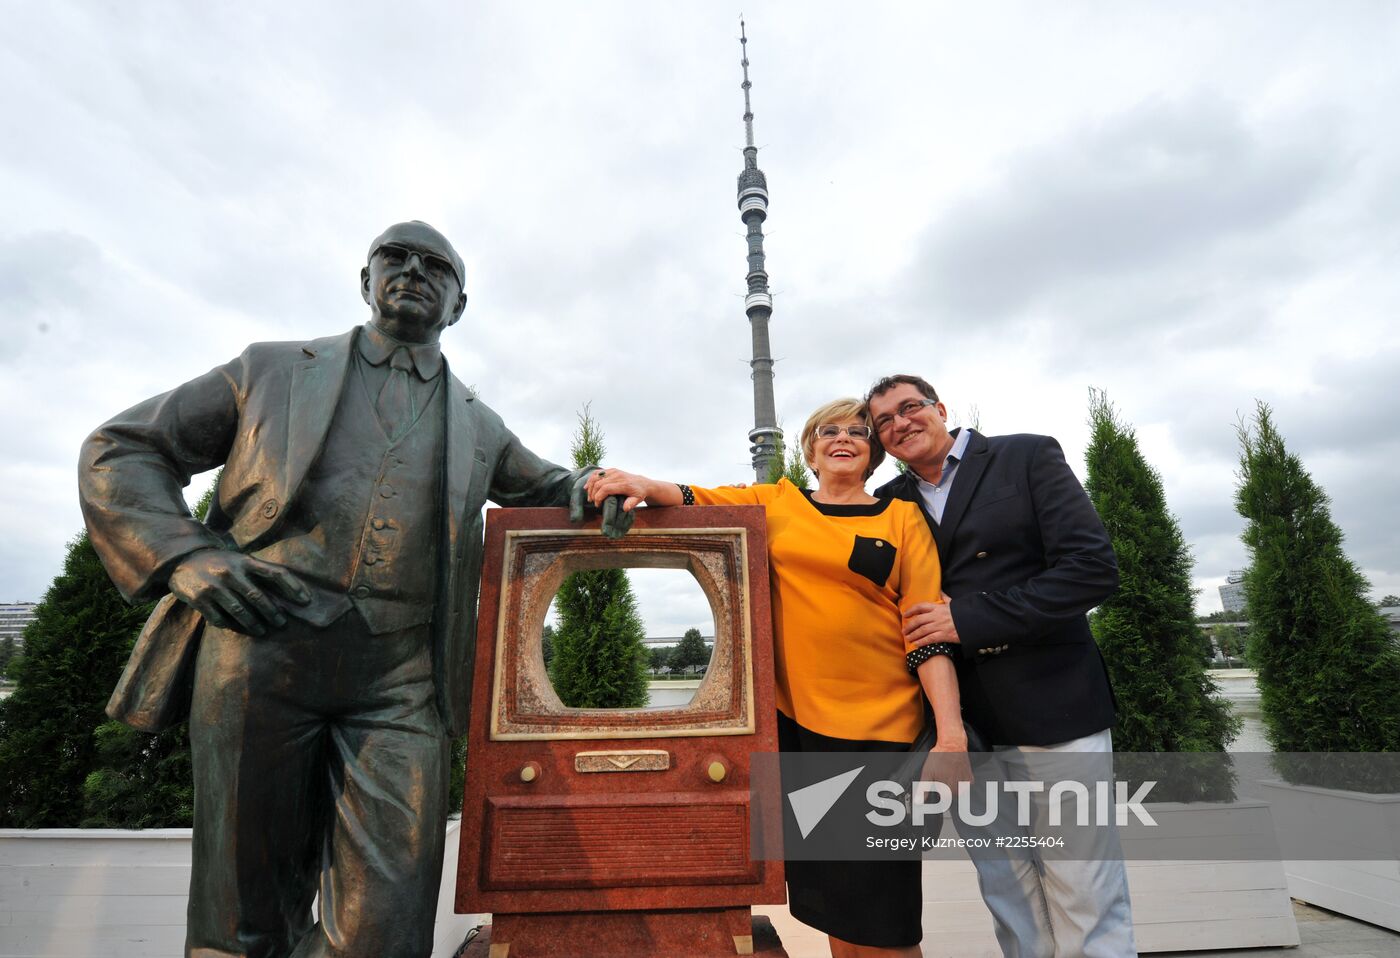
867, 374, 1135, 958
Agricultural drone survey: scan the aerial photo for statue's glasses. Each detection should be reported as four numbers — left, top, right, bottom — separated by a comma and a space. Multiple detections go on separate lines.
373, 243, 461, 287
873, 399, 939, 435
815, 424, 873, 441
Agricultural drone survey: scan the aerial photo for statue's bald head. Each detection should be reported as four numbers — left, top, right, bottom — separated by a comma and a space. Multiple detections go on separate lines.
361, 221, 469, 343
367, 221, 466, 293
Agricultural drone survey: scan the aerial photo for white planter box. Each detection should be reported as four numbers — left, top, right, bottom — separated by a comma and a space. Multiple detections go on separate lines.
1255, 779, 1400, 932
758, 801, 1298, 957
5, 802, 1306, 957
0, 821, 481, 958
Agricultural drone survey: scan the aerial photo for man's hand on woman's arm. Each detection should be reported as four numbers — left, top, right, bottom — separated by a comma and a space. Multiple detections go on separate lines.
903, 592, 960, 647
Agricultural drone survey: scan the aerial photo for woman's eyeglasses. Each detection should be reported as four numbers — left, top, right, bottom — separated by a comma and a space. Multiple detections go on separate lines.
815, 424, 873, 441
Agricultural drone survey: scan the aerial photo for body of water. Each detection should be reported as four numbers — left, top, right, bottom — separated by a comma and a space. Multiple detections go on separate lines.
649, 672, 1272, 752
645, 681, 700, 709
1210, 669, 1271, 752
648, 672, 1272, 749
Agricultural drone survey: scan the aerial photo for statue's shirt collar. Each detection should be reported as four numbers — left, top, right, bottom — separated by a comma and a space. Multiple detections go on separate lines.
358, 322, 443, 380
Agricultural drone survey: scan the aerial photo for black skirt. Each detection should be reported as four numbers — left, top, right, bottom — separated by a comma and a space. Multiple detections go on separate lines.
778, 711, 924, 948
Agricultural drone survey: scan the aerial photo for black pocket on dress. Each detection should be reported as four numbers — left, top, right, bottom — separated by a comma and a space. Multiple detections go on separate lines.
848, 535, 897, 587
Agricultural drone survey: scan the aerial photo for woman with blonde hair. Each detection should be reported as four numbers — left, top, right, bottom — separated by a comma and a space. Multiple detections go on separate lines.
586, 398, 966, 958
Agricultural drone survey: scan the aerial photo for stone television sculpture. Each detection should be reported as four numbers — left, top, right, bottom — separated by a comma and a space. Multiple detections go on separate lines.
457, 504, 786, 957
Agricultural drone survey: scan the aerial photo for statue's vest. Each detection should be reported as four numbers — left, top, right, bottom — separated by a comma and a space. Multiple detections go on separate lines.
254, 360, 444, 634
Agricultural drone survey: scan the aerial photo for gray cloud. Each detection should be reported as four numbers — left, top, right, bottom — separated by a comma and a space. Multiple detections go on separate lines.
906, 95, 1343, 324
4, 1, 1400, 620
0, 232, 102, 361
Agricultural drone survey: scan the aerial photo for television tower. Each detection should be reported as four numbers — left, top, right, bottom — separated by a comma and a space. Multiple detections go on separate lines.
738, 20, 781, 481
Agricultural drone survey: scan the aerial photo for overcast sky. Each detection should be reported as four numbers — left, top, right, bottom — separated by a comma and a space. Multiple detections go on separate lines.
4, 2, 1399, 636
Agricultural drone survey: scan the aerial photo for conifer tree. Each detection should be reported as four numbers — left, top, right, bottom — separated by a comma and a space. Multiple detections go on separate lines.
764, 442, 783, 485
1085, 390, 1238, 800
447, 736, 469, 818
0, 637, 17, 678
77, 482, 224, 827
1235, 403, 1400, 770
80, 718, 193, 827
548, 405, 650, 708
0, 533, 155, 826
0, 479, 217, 827
780, 438, 810, 488
669, 627, 712, 673
765, 427, 810, 488
541, 623, 557, 669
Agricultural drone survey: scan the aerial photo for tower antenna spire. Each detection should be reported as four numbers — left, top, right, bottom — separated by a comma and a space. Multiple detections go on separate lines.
741, 19, 756, 149
737, 18, 781, 481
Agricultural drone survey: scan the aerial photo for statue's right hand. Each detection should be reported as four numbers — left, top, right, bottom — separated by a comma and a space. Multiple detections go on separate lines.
167, 551, 311, 637
583, 468, 655, 512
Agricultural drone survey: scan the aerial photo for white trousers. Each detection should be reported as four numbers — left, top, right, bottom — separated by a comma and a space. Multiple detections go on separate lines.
958, 728, 1137, 958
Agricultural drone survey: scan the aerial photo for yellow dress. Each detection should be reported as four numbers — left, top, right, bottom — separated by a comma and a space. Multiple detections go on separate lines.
689, 478, 942, 743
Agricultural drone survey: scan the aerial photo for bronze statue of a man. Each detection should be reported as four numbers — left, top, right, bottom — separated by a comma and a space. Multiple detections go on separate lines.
79, 222, 625, 958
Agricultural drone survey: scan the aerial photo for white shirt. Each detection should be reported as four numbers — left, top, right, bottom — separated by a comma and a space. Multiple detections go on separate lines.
913, 427, 971, 524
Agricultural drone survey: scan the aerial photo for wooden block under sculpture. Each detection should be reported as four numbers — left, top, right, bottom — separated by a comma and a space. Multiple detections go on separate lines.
456, 505, 786, 958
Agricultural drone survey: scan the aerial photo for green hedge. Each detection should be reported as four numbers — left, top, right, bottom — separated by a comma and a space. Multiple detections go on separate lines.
1235, 403, 1400, 789
1085, 390, 1238, 802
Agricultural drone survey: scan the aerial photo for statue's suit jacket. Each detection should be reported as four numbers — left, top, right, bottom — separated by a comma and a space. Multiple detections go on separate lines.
876, 429, 1118, 746
79, 328, 582, 737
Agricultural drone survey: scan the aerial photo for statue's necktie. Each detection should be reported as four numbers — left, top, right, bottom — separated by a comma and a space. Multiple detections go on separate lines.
376, 348, 415, 439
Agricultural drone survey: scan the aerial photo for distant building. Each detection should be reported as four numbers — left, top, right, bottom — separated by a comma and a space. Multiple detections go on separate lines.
1380, 606, 1400, 636
641, 635, 716, 650
0, 602, 37, 650
642, 634, 715, 675
1219, 570, 1247, 614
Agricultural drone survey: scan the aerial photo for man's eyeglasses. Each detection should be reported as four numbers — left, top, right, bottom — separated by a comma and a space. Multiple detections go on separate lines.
815, 424, 873, 441
373, 243, 460, 286
872, 398, 938, 434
